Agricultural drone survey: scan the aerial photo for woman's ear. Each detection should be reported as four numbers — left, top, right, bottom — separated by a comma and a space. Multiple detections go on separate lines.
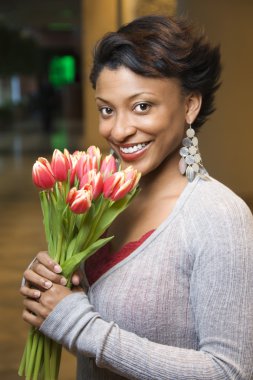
185, 92, 202, 124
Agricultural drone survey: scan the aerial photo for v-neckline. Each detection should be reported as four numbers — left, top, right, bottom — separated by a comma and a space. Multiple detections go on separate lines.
87, 176, 201, 291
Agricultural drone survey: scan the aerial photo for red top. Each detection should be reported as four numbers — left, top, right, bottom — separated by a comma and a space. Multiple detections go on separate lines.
85, 230, 155, 286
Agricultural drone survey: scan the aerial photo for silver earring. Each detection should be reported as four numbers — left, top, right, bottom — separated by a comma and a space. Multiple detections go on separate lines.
179, 124, 208, 182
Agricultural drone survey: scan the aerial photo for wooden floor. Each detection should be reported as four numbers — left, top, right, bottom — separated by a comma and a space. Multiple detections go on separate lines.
0, 151, 78, 377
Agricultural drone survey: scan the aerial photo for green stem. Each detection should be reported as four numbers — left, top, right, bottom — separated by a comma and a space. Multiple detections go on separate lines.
18, 341, 27, 376
50, 341, 62, 380
26, 330, 39, 379
25, 327, 35, 375
55, 232, 63, 263
63, 207, 76, 255
55, 343, 62, 379
33, 334, 43, 380
65, 213, 87, 261
43, 336, 51, 380
84, 201, 108, 248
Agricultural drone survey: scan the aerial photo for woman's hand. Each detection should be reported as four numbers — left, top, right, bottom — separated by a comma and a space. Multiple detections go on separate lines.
20, 251, 84, 328
22, 283, 78, 328
20, 251, 84, 300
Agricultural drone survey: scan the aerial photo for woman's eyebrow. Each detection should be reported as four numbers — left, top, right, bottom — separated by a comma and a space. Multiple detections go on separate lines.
95, 92, 156, 102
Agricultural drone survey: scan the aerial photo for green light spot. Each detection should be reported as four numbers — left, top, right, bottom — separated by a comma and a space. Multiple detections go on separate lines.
49, 56, 75, 87
50, 130, 68, 151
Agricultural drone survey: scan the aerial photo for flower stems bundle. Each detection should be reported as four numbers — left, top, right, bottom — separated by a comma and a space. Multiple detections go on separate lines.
18, 146, 141, 380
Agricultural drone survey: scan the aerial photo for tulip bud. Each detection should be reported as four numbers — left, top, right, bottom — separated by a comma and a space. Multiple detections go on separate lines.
64, 149, 78, 186
51, 149, 70, 182
87, 145, 101, 171
103, 172, 124, 200
100, 154, 117, 180
32, 157, 56, 189
75, 153, 89, 182
66, 187, 92, 214
80, 169, 103, 199
124, 166, 142, 190
103, 167, 140, 201
66, 187, 77, 204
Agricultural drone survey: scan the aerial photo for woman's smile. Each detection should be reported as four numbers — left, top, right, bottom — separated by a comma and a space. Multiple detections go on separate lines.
117, 141, 152, 161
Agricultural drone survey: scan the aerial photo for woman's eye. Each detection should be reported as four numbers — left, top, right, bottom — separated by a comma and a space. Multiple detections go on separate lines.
100, 107, 113, 117
134, 103, 151, 113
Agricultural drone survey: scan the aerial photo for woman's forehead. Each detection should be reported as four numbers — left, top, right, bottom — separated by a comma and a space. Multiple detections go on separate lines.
95, 66, 181, 98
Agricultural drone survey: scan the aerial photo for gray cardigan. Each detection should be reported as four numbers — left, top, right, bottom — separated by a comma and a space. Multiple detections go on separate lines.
40, 177, 253, 379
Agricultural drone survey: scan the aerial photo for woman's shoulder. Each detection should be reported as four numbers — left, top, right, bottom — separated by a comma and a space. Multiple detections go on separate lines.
200, 176, 250, 204
185, 176, 253, 225
178, 177, 253, 255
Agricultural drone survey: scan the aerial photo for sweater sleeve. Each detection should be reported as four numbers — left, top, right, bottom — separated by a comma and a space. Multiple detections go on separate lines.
39, 199, 253, 380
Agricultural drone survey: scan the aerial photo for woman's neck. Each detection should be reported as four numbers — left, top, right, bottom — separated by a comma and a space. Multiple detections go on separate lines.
139, 150, 188, 201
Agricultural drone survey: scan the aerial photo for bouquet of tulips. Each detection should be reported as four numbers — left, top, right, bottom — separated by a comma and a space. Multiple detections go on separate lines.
18, 146, 141, 380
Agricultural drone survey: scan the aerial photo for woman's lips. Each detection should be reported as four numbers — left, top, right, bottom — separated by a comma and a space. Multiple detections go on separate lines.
117, 142, 151, 161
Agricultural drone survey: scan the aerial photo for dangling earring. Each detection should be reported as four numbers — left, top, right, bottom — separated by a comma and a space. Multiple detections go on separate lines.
179, 124, 208, 182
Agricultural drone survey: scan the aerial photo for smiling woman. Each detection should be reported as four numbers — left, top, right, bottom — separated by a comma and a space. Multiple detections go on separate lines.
20, 15, 253, 380
95, 68, 200, 175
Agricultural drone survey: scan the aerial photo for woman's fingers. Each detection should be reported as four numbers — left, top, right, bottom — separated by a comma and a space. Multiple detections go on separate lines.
32, 261, 67, 286
20, 285, 41, 299
24, 267, 53, 289
23, 251, 67, 288
71, 268, 84, 286
22, 298, 46, 328
23, 268, 53, 290
35, 251, 62, 274
22, 309, 43, 328
22, 284, 73, 328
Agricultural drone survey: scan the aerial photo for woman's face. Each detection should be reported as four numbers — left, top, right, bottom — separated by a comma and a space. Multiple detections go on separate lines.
95, 66, 195, 176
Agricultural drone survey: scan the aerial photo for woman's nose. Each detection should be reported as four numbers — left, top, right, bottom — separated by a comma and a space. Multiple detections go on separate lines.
111, 114, 136, 142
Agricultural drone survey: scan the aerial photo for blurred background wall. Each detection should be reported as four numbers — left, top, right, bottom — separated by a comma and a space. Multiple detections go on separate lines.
0, 1, 252, 379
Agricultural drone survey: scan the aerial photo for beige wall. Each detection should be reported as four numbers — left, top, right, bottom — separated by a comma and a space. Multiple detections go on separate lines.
81, 0, 253, 204
81, 0, 176, 152
177, 0, 253, 201
82, 0, 118, 151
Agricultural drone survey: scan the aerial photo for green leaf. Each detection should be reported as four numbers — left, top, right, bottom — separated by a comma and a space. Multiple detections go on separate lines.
90, 192, 133, 242
61, 236, 114, 278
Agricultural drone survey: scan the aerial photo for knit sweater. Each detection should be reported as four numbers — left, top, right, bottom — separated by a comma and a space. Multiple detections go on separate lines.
40, 176, 253, 380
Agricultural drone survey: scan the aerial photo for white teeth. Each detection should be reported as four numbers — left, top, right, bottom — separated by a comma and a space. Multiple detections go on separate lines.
120, 143, 149, 154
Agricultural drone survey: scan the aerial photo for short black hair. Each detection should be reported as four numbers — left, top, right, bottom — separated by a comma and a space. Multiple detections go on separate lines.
90, 15, 222, 130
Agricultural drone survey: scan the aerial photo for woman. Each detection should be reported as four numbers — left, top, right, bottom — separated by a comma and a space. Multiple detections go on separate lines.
20, 15, 253, 379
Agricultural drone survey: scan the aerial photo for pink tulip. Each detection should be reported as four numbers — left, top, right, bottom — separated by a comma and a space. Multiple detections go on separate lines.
124, 166, 142, 189
103, 167, 140, 201
72, 151, 85, 173
103, 172, 122, 199
75, 153, 91, 182
80, 169, 103, 199
100, 154, 117, 180
32, 157, 56, 189
66, 187, 92, 214
72, 150, 84, 160
87, 146, 101, 171
64, 149, 79, 185
51, 149, 70, 182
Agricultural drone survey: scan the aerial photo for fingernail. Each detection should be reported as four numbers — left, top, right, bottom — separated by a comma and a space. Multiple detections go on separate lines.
54, 264, 62, 273
60, 277, 67, 286
34, 290, 41, 298
44, 280, 52, 289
